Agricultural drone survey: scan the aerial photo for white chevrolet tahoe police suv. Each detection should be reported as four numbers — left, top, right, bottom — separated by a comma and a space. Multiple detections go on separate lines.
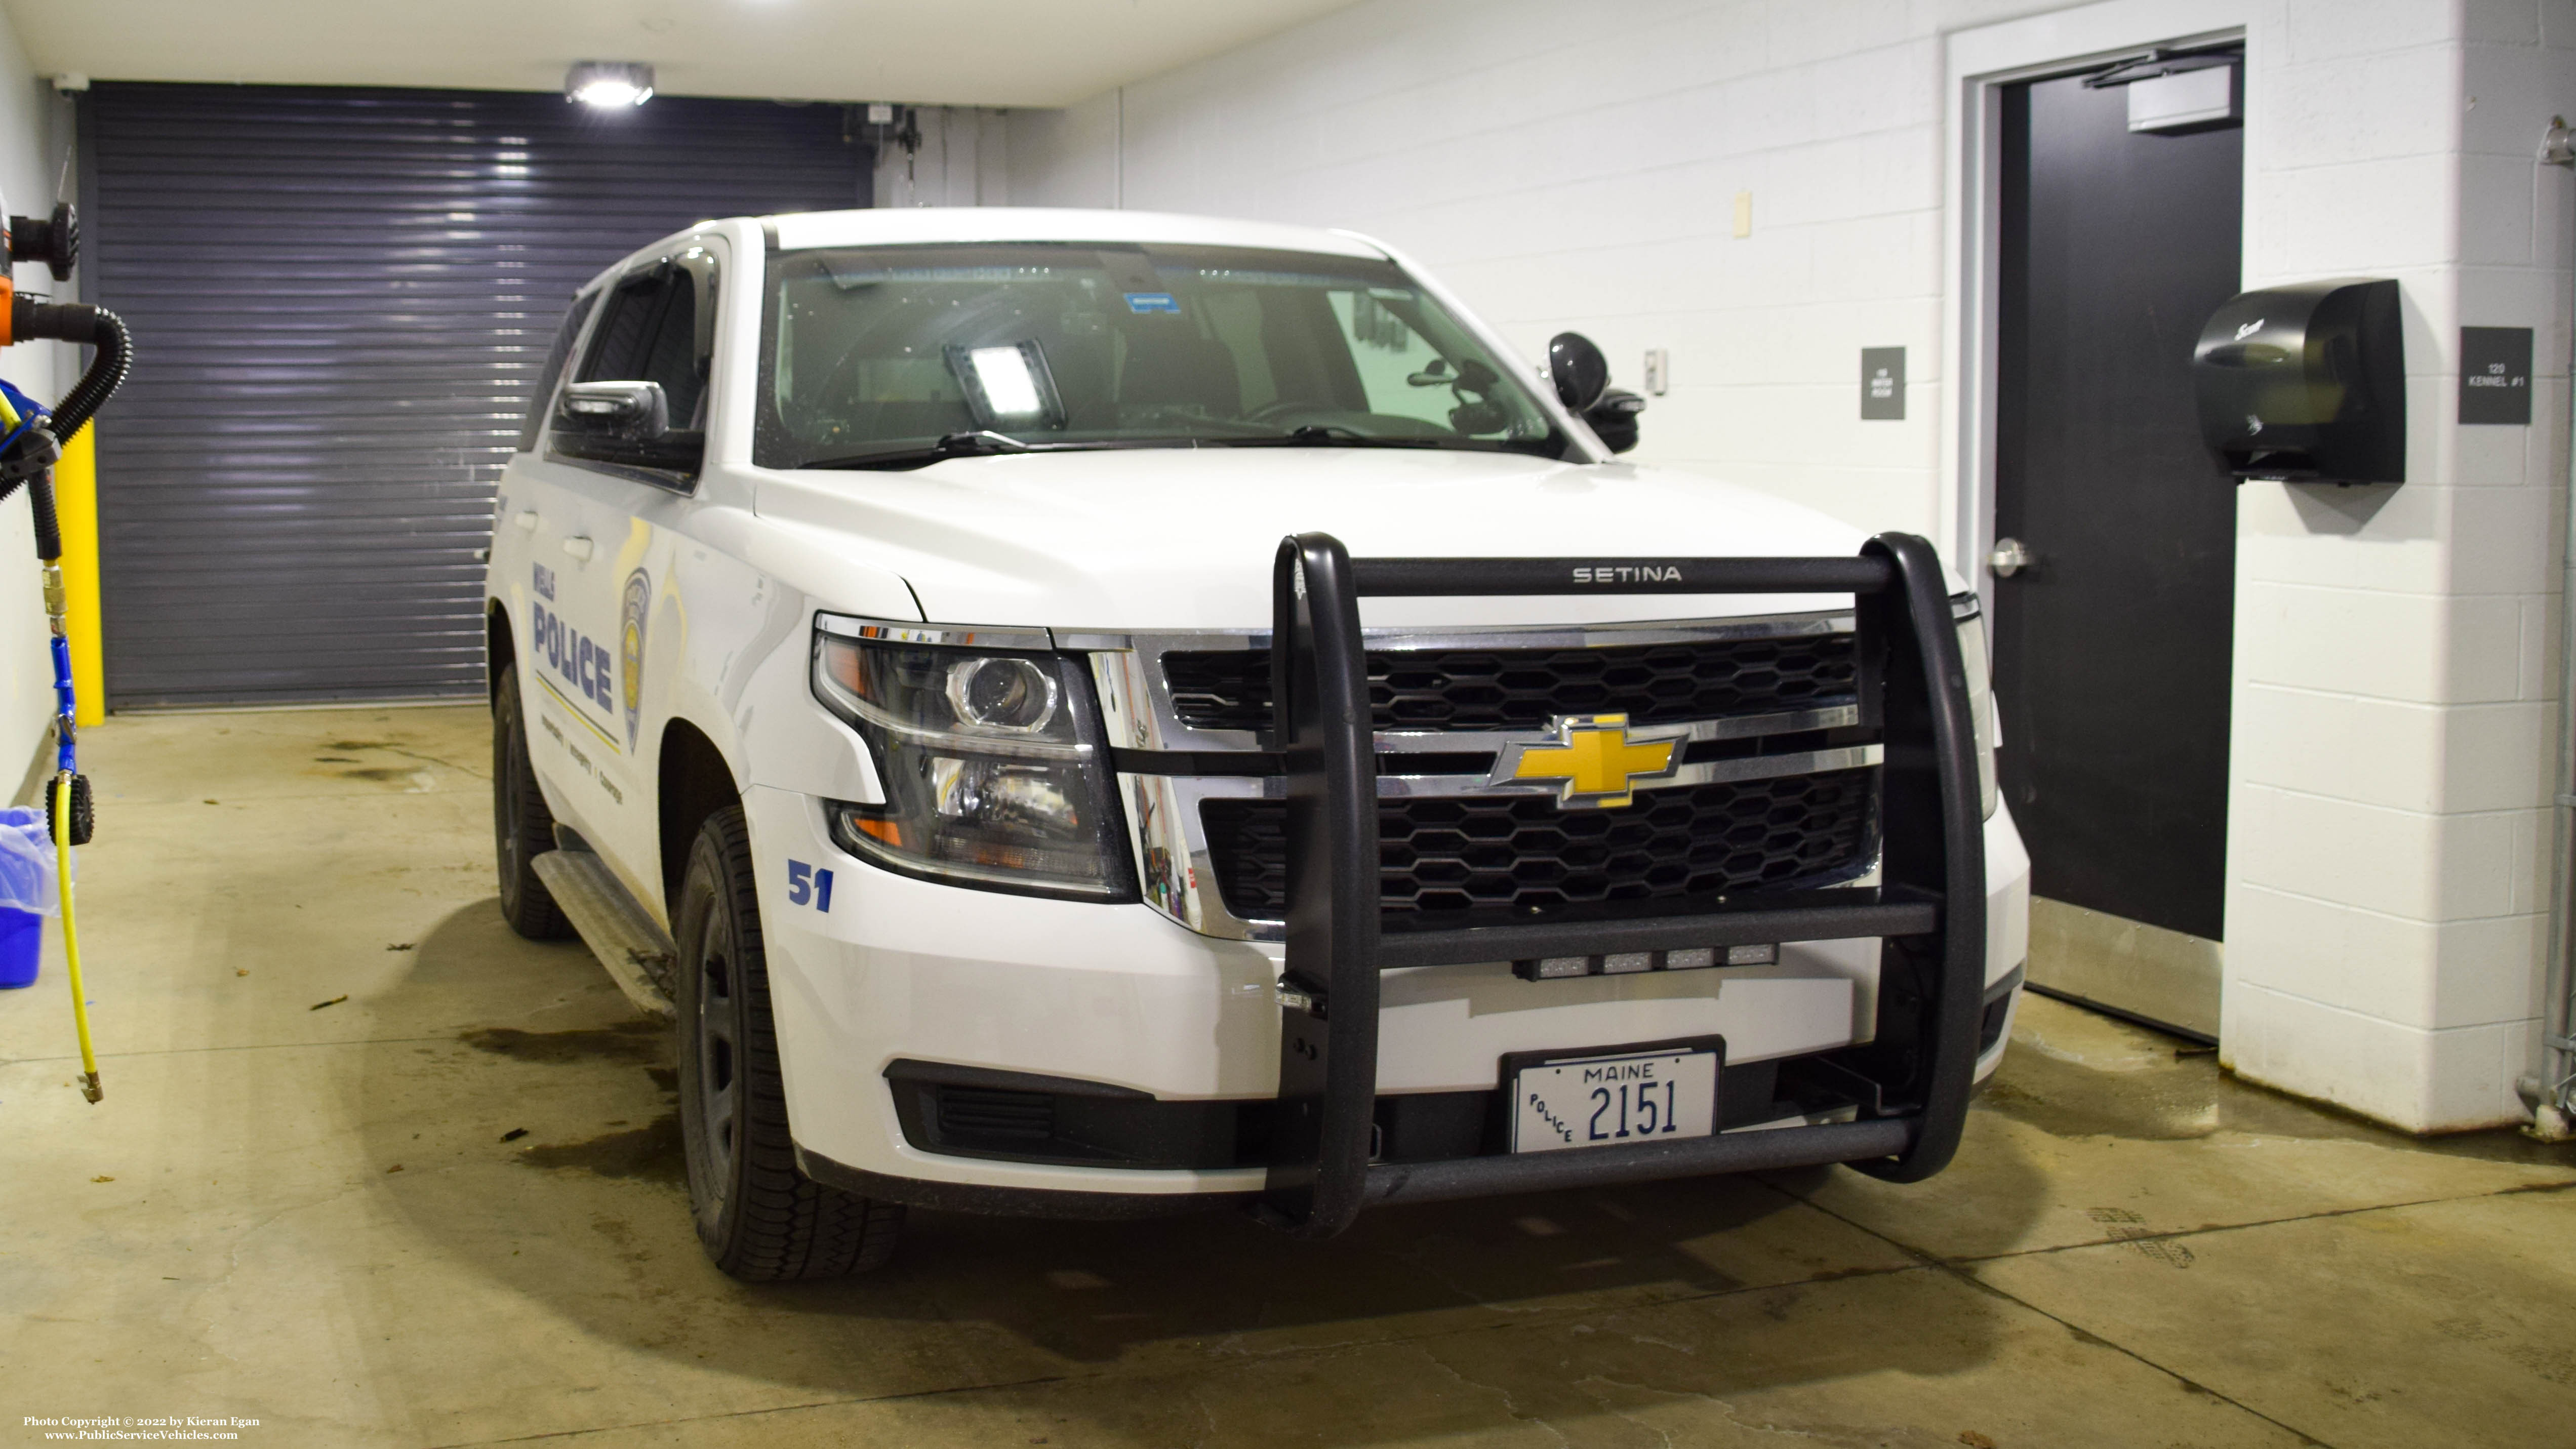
485, 207, 2032, 1281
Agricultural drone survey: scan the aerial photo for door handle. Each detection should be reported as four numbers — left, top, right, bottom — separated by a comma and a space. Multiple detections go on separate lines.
561, 536, 594, 562
1988, 537, 2034, 578
513, 510, 539, 532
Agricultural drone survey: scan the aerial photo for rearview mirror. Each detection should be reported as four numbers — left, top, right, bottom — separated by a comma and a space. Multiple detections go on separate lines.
1548, 332, 1608, 412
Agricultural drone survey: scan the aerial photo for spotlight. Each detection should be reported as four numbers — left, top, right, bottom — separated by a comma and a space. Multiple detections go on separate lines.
566, 61, 654, 108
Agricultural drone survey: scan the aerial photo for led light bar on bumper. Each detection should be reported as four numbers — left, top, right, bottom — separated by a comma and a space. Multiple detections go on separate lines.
813, 625, 1134, 901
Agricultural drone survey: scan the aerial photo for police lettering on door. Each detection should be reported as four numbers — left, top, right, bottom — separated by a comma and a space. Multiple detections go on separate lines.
532, 567, 616, 713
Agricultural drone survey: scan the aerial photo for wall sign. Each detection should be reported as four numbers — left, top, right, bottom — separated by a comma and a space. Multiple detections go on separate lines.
2460, 326, 2531, 425
1861, 347, 1905, 420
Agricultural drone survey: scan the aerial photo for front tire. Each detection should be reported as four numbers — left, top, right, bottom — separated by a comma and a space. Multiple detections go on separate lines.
676, 804, 903, 1280
493, 669, 574, 940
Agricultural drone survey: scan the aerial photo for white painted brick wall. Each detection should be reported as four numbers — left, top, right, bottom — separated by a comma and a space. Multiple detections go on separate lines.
0, 9, 68, 794
2220, 0, 2576, 1130
1007, 0, 2576, 1133
1011, 0, 2066, 539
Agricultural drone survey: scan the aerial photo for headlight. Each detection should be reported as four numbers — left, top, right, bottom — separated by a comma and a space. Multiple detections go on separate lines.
813, 628, 1133, 901
1954, 610, 1999, 820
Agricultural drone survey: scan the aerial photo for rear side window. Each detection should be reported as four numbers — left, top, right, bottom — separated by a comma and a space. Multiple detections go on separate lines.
517, 291, 598, 453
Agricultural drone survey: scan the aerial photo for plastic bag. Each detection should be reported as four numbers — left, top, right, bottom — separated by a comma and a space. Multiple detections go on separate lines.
0, 806, 62, 916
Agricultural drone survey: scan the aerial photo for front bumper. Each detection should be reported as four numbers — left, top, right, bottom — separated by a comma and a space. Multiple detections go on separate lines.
745, 783, 2030, 1210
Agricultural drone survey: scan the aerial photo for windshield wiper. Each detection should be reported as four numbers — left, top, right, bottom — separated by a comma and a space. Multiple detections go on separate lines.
1205, 425, 1447, 450
803, 431, 1037, 470
802, 431, 1270, 470
801, 425, 1560, 470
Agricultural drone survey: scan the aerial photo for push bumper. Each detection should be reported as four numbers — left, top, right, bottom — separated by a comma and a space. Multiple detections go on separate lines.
749, 785, 2031, 1201
1252, 534, 1991, 1236
744, 535, 2028, 1223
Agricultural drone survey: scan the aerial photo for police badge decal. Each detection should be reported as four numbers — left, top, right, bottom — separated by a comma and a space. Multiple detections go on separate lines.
620, 569, 649, 750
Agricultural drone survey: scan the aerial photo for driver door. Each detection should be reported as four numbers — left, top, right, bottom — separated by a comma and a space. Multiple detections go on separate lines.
522, 242, 719, 902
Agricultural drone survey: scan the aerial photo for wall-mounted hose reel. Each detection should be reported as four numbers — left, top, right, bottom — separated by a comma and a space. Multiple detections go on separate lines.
10, 202, 75, 281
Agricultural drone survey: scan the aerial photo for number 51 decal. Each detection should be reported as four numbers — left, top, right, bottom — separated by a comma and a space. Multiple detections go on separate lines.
786, 860, 835, 912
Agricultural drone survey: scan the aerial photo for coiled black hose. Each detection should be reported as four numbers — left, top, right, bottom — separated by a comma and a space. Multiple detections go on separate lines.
0, 300, 132, 562
14, 301, 131, 444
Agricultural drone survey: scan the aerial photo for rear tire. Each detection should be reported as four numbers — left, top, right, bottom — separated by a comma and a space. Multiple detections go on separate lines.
494, 669, 574, 940
676, 804, 904, 1280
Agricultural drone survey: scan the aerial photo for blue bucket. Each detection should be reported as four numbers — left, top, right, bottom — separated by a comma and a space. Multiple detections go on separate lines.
0, 906, 39, 988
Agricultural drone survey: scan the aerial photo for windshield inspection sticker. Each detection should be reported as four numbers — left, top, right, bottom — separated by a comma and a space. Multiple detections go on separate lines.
1124, 292, 1181, 314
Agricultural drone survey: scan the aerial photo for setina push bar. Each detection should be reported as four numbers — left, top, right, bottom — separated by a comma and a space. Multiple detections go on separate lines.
1254, 532, 1986, 1239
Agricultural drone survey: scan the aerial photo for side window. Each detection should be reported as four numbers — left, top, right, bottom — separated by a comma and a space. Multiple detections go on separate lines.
570, 250, 718, 432
577, 274, 662, 384
637, 272, 703, 428
517, 291, 599, 452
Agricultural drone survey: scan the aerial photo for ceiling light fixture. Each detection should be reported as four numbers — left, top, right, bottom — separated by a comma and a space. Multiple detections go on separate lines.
566, 61, 654, 108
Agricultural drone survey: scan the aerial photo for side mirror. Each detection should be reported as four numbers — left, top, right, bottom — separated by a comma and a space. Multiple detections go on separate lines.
552, 380, 704, 478
1548, 332, 1608, 412
1585, 388, 1645, 455
557, 380, 670, 440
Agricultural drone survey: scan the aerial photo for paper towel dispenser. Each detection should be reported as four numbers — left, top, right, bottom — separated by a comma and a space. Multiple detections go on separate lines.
2193, 278, 2404, 484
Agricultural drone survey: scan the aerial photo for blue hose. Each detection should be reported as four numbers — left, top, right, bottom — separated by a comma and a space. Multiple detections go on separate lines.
49, 632, 70, 772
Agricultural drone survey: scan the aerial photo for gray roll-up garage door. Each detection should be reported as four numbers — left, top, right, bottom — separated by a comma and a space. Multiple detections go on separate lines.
83, 83, 870, 707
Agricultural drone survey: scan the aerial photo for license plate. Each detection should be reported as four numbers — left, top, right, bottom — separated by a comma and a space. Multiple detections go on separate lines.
1509, 1047, 1718, 1153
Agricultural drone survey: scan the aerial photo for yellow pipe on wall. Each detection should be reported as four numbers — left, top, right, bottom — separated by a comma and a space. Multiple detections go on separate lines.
54, 426, 101, 727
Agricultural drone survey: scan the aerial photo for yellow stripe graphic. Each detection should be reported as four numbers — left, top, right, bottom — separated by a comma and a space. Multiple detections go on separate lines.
534, 669, 621, 754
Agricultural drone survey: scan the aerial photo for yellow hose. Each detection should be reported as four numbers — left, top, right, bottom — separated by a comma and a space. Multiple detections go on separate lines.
0, 386, 98, 1100
53, 772, 96, 1101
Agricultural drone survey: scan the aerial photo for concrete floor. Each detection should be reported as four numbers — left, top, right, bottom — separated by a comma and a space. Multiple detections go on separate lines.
4, 705, 2575, 1447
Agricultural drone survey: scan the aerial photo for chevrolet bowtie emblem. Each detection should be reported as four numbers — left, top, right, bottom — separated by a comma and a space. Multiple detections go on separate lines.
1500, 714, 1684, 808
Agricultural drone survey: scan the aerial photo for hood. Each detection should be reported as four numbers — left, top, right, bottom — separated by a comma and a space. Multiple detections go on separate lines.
751, 448, 1911, 632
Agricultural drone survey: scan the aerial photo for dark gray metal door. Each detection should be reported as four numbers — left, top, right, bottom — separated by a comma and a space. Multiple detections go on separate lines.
83, 83, 869, 706
1992, 64, 2242, 1033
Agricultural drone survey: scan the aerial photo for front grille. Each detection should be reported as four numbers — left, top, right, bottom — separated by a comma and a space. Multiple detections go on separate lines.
1201, 768, 1877, 921
1162, 633, 1857, 734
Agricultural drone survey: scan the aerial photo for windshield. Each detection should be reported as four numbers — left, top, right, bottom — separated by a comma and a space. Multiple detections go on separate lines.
755, 242, 1568, 468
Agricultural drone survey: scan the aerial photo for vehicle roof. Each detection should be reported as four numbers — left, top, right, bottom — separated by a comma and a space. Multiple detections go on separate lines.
765, 207, 1391, 260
